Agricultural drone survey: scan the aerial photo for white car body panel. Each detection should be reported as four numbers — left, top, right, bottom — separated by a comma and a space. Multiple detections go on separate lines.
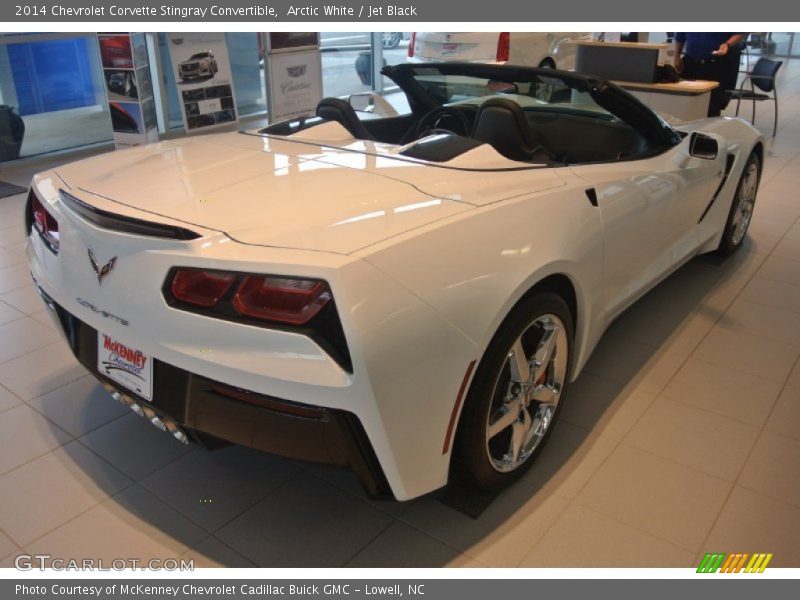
27, 80, 763, 500
409, 32, 592, 69
53, 129, 565, 254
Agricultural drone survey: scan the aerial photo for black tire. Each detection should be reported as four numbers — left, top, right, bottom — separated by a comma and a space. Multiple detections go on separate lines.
718, 152, 761, 256
453, 292, 574, 490
538, 58, 556, 69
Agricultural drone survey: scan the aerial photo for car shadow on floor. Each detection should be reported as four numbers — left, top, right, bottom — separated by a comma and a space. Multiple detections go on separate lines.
33, 242, 764, 567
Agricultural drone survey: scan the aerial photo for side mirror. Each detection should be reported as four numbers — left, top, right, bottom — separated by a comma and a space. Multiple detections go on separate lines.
689, 132, 719, 160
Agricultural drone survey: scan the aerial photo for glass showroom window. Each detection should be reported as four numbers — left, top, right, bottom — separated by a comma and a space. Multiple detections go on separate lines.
755, 32, 800, 57
320, 32, 375, 98
380, 32, 412, 114
0, 33, 112, 162
226, 33, 267, 117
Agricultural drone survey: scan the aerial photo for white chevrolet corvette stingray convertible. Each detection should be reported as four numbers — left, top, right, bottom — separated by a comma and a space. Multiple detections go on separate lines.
26, 63, 762, 501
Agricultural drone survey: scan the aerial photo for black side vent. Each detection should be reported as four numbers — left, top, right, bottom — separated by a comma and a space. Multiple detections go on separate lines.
60, 191, 201, 241
698, 153, 737, 224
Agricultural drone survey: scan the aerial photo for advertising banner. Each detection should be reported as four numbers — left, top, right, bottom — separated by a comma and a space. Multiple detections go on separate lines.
98, 32, 158, 148
266, 51, 323, 123
167, 32, 238, 132
265, 33, 323, 123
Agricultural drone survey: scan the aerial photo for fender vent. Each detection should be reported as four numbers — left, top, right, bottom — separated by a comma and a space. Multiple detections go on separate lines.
585, 187, 599, 207
698, 153, 737, 224
60, 191, 201, 241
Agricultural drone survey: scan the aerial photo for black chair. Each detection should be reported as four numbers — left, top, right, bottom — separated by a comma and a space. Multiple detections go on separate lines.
730, 57, 783, 137
315, 97, 374, 140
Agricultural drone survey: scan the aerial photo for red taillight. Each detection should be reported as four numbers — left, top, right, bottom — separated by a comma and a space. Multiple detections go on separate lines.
31, 193, 59, 252
171, 269, 236, 308
408, 32, 416, 58
496, 32, 510, 62
165, 269, 347, 368
233, 276, 331, 325
168, 269, 333, 326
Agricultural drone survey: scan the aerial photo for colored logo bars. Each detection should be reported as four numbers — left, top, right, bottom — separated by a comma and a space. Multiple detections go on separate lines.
697, 552, 773, 573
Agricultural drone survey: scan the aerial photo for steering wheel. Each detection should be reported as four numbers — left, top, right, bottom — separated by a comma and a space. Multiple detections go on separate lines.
411, 106, 471, 141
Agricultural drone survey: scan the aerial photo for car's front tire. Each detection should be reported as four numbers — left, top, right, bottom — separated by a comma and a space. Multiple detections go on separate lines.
718, 151, 760, 255
453, 292, 573, 490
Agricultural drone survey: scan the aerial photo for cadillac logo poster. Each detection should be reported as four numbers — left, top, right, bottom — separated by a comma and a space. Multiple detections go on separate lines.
167, 32, 239, 132
98, 32, 159, 148
266, 33, 323, 123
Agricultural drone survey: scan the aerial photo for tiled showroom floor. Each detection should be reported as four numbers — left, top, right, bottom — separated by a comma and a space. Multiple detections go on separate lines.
2, 59, 800, 569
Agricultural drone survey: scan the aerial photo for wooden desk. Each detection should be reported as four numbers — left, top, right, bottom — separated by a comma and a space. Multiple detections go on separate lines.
614, 79, 720, 121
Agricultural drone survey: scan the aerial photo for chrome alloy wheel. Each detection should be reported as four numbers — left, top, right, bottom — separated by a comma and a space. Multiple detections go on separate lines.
731, 161, 759, 246
485, 314, 568, 473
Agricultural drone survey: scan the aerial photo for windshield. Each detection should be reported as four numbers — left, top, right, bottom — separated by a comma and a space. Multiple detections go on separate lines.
411, 68, 620, 122
189, 52, 210, 59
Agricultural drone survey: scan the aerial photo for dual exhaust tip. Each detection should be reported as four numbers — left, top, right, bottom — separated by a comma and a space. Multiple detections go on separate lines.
104, 384, 190, 445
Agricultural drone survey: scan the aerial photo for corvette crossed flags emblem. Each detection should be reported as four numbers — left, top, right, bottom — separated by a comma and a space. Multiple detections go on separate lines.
88, 248, 117, 284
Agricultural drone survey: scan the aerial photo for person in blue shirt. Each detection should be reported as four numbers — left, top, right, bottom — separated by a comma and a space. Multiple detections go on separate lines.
674, 33, 747, 117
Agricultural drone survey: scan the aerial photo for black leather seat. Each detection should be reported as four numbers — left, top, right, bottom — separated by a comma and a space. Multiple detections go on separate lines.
315, 97, 374, 140
471, 97, 553, 162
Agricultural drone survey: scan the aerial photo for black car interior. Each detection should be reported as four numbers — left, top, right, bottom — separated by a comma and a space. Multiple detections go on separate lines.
260, 65, 681, 166
295, 96, 661, 165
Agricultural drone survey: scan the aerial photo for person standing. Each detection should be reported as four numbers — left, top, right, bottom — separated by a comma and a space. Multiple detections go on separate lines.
674, 33, 747, 117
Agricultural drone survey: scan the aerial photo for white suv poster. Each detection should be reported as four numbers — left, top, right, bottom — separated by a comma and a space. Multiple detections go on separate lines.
167, 32, 239, 131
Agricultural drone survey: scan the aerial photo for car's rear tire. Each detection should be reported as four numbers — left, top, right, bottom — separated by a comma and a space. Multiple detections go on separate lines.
453, 292, 574, 490
717, 152, 760, 256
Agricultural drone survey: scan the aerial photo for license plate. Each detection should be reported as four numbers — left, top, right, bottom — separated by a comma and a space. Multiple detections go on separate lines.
97, 333, 153, 401
441, 43, 460, 55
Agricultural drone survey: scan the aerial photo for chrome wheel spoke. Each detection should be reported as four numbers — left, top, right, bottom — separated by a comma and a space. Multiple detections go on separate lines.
508, 410, 530, 464
508, 338, 530, 383
488, 402, 520, 439
527, 406, 551, 446
531, 322, 559, 381
745, 169, 758, 198
533, 381, 560, 405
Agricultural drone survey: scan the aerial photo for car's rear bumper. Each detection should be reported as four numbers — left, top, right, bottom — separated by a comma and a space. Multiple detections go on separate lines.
41, 290, 394, 498
25, 173, 483, 501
